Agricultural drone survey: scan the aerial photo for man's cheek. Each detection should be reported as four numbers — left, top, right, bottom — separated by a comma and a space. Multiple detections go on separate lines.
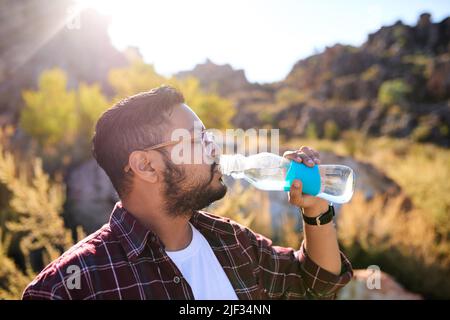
185, 164, 208, 179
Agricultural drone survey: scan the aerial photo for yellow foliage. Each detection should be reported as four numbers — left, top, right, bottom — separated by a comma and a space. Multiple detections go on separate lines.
77, 83, 109, 137
285, 135, 450, 298
0, 231, 33, 300
0, 130, 78, 298
20, 68, 78, 148
287, 135, 450, 234
0, 143, 72, 266
378, 79, 411, 107
168, 77, 235, 129
108, 60, 166, 102
19, 69, 111, 168
338, 191, 450, 298
365, 139, 450, 233
108, 59, 235, 130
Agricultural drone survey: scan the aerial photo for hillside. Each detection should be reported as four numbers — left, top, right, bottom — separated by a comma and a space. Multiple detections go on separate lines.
178, 13, 450, 147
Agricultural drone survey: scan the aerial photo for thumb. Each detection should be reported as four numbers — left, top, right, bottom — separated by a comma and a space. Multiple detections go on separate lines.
288, 179, 304, 207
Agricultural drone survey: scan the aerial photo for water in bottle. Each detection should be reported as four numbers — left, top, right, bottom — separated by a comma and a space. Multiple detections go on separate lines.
219, 152, 355, 204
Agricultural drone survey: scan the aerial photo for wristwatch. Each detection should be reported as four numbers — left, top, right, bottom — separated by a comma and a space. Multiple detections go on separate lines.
301, 204, 335, 226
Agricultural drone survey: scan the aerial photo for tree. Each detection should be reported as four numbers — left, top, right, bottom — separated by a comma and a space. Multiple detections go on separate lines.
109, 59, 235, 130
78, 83, 109, 136
108, 60, 166, 102
20, 69, 111, 168
168, 77, 235, 129
76, 83, 109, 158
20, 68, 78, 148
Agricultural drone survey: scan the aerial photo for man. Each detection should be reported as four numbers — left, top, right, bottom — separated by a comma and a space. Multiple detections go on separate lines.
23, 86, 352, 300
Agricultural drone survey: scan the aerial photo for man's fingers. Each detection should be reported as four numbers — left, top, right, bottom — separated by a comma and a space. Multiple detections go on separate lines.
284, 150, 312, 165
300, 146, 320, 164
310, 149, 321, 164
284, 151, 307, 165
283, 150, 302, 162
283, 147, 320, 166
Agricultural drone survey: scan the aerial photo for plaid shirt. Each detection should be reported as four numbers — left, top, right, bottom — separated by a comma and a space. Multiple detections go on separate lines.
22, 202, 352, 300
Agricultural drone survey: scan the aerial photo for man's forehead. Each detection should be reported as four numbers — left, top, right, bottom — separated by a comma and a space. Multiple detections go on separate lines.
166, 103, 205, 132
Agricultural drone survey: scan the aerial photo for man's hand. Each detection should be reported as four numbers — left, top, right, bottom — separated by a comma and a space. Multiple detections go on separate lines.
284, 146, 342, 276
283, 147, 329, 217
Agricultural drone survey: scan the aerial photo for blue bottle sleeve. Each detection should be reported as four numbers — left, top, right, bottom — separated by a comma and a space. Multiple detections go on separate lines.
283, 160, 321, 195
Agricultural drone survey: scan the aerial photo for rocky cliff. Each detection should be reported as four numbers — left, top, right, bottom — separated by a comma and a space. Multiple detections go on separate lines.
178, 14, 450, 146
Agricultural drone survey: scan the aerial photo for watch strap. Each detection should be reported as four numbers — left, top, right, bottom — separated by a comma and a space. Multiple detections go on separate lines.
301, 205, 335, 226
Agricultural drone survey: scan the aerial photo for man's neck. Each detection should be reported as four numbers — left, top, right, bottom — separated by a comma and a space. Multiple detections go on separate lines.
121, 196, 193, 251
149, 216, 193, 251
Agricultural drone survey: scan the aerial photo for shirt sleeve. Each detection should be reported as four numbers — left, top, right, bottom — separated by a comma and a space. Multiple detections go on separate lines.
245, 228, 353, 300
297, 240, 353, 299
22, 268, 70, 300
22, 256, 86, 300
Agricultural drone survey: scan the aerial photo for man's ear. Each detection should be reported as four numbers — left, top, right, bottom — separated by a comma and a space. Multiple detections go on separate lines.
128, 150, 163, 183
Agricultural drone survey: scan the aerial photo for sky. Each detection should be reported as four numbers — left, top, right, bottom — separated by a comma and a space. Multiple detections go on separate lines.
80, 0, 450, 83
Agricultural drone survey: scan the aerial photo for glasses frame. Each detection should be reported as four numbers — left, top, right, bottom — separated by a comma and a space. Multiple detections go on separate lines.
123, 129, 216, 173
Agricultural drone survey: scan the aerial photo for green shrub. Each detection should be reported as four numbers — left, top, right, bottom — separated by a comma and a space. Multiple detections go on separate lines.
378, 79, 411, 107
305, 122, 318, 139
19, 69, 110, 169
411, 123, 432, 142
324, 120, 340, 140
20, 69, 78, 148
362, 65, 381, 82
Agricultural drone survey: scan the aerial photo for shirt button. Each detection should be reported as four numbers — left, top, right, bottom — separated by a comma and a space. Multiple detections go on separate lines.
173, 276, 181, 284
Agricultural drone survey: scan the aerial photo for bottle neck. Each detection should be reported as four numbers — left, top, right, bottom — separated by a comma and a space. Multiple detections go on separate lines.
218, 154, 247, 175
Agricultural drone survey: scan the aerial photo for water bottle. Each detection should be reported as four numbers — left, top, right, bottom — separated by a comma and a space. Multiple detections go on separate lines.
219, 152, 355, 204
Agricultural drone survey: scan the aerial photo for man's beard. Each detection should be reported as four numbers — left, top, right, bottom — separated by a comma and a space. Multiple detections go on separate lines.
161, 153, 227, 218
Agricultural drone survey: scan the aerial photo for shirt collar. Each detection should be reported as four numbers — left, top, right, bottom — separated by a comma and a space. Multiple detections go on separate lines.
190, 210, 236, 237
109, 202, 237, 262
109, 202, 155, 262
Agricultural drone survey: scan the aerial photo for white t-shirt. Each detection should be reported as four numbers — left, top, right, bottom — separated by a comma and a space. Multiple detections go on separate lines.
165, 223, 238, 300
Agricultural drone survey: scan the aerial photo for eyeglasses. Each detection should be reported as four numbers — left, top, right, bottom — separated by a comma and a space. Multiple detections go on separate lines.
123, 129, 219, 173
